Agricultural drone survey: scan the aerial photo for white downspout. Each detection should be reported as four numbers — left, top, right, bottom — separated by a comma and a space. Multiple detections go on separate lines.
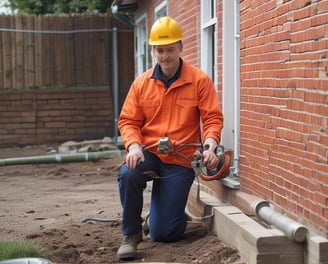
221, 0, 240, 189
233, 0, 240, 177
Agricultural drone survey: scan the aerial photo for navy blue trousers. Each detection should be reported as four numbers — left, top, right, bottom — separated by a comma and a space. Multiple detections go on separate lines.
117, 150, 195, 242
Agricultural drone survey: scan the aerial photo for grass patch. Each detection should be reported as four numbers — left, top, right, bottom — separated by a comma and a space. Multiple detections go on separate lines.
0, 241, 47, 260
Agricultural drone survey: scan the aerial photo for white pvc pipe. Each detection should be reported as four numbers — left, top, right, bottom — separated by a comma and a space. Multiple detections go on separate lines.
0, 150, 122, 166
252, 200, 308, 242
0, 258, 52, 264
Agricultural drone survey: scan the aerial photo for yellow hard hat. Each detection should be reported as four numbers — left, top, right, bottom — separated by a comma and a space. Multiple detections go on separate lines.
148, 16, 184, 45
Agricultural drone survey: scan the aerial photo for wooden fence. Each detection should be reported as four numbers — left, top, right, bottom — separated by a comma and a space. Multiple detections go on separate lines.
0, 14, 134, 91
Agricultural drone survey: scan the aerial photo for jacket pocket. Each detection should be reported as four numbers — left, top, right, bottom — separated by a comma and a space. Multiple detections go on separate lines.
139, 99, 160, 117
176, 100, 200, 124
139, 99, 160, 107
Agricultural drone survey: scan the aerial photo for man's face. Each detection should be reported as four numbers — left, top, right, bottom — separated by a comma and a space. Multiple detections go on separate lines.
153, 42, 182, 76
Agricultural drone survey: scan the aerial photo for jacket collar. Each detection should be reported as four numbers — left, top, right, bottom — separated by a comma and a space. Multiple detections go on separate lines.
151, 58, 183, 88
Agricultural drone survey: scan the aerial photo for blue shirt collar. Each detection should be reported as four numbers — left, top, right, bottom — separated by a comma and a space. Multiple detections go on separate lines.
151, 58, 183, 88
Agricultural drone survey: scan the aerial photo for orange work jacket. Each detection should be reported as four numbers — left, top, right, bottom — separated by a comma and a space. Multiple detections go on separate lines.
118, 60, 224, 168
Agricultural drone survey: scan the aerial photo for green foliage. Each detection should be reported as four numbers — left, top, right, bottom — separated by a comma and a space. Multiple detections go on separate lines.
0, 241, 47, 260
6, 0, 112, 14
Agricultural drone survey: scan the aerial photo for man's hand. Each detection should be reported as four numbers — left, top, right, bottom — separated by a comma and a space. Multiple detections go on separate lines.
202, 138, 219, 170
125, 143, 145, 169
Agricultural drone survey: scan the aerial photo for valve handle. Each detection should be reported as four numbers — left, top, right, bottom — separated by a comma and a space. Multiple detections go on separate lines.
199, 150, 232, 181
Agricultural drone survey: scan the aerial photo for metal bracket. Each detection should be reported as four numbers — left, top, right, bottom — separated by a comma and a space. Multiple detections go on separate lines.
222, 167, 240, 189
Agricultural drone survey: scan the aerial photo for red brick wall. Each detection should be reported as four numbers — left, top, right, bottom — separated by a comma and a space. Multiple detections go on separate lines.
0, 87, 114, 147
239, 0, 328, 234
217, 1, 223, 100
167, 0, 201, 67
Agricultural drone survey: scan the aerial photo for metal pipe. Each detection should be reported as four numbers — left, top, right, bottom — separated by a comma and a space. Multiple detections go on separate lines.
110, 1, 136, 145
251, 200, 308, 242
0, 150, 122, 166
112, 21, 119, 145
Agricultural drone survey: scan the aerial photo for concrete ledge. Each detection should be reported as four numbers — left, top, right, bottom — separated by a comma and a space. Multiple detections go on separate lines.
305, 235, 328, 264
187, 184, 328, 264
212, 205, 304, 264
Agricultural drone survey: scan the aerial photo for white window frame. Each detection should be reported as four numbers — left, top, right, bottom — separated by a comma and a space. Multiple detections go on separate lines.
201, 0, 218, 90
154, 0, 167, 20
151, 1, 168, 66
135, 14, 148, 76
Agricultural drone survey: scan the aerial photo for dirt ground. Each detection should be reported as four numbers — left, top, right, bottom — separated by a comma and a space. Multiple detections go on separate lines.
0, 144, 245, 264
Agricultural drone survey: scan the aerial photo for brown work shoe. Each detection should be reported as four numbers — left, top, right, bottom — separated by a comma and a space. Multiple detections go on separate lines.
117, 232, 142, 259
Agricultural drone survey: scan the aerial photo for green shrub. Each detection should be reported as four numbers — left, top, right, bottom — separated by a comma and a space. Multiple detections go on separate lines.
0, 241, 47, 260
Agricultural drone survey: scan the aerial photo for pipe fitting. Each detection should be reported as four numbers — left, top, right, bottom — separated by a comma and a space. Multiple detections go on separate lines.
251, 200, 308, 243
251, 200, 270, 216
